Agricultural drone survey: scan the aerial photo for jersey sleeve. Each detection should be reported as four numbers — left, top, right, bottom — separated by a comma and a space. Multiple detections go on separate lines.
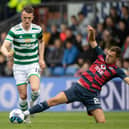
38, 28, 43, 40
116, 68, 127, 79
5, 28, 14, 43
94, 45, 105, 56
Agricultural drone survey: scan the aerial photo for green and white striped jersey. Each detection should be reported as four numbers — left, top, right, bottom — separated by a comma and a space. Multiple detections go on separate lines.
5, 23, 43, 65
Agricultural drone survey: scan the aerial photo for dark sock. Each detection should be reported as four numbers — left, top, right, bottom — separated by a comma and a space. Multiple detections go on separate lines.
29, 101, 49, 114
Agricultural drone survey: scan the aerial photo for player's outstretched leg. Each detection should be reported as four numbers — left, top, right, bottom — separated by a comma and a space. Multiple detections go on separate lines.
24, 92, 68, 116
91, 109, 106, 123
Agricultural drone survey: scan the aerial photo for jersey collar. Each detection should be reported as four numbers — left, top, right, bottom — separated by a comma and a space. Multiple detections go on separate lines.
20, 23, 32, 33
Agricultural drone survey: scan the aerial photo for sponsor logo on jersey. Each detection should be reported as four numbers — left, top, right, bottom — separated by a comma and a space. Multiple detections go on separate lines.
95, 64, 106, 75
101, 64, 106, 70
25, 39, 31, 43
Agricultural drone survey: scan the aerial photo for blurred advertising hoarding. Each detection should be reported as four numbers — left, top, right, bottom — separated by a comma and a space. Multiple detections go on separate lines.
0, 77, 129, 112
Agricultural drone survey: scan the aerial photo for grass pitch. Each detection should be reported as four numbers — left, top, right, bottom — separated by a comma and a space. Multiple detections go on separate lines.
0, 112, 129, 129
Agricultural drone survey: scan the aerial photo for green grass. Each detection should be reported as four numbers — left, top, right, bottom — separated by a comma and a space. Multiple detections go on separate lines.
0, 112, 129, 129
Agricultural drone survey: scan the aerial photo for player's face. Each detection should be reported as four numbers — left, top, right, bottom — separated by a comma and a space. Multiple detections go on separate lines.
21, 11, 34, 28
105, 50, 117, 64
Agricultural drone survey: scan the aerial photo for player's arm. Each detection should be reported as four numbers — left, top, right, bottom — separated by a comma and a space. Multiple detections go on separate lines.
38, 27, 46, 69
124, 77, 129, 85
1, 28, 14, 59
116, 68, 129, 85
39, 39, 45, 61
87, 25, 105, 56
39, 39, 46, 69
87, 25, 97, 48
1, 40, 13, 58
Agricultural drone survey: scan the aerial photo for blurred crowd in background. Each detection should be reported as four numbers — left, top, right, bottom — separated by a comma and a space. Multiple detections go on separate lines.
0, 4, 129, 77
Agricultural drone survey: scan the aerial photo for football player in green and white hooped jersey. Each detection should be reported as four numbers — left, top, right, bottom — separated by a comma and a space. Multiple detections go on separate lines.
1, 5, 46, 123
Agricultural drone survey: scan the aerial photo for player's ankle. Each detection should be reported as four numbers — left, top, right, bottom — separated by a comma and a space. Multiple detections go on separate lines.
31, 90, 40, 102
24, 110, 30, 116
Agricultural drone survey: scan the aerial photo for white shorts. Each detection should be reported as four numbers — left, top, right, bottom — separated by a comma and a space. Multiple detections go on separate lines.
13, 63, 40, 86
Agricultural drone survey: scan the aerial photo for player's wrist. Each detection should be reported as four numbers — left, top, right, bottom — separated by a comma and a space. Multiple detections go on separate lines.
39, 58, 45, 61
3, 51, 9, 57
88, 34, 95, 42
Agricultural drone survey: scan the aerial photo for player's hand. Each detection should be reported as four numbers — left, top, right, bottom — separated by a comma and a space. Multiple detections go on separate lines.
7, 50, 14, 60
87, 25, 96, 42
39, 59, 46, 70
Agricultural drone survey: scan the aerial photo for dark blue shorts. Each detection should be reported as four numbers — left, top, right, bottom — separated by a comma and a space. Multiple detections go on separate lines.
64, 82, 102, 115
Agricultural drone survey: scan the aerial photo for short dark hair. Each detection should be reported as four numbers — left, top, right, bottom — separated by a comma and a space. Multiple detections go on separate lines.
71, 15, 77, 19
66, 39, 73, 44
109, 46, 121, 58
78, 11, 84, 16
22, 5, 34, 14
122, 5, 129, 10
123, 58, 129, 62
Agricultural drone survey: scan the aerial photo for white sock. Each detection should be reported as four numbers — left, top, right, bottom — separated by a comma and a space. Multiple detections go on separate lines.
24, 110, 30, 116
19, 98, 28, 111
31, 90, 40, 102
